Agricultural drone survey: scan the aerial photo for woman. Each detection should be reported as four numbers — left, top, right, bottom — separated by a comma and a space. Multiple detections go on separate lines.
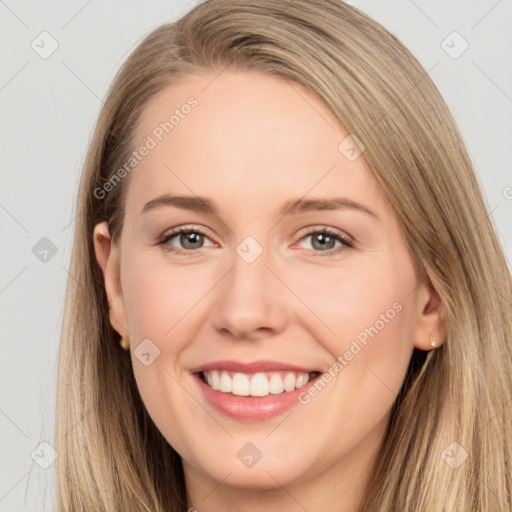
56, 0, 512, 510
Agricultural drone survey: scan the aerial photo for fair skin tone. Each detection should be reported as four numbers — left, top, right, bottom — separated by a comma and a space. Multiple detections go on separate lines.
93, 69, 445, 512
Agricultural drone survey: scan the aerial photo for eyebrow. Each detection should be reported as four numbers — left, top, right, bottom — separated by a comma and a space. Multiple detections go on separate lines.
141, 194, 378, 219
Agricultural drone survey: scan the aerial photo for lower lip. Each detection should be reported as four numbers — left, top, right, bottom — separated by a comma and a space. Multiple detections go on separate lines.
193, 373, 318, 421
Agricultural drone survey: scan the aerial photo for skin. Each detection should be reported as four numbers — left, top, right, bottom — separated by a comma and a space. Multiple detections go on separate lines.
93, 69, 445, 512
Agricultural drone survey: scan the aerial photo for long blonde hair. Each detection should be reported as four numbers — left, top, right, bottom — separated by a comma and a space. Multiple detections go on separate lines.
56, 0, 512, 510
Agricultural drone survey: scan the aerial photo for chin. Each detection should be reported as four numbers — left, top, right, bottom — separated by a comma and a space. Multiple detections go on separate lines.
186, 446, 312, 489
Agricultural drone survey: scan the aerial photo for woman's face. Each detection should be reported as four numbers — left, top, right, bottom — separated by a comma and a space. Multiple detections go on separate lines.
94, 69, 443, 501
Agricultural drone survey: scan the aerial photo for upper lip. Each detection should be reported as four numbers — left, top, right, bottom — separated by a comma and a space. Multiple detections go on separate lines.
190, 359, 320, 374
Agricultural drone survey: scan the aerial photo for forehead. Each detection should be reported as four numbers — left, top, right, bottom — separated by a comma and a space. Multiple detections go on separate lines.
128, 69, 388, 218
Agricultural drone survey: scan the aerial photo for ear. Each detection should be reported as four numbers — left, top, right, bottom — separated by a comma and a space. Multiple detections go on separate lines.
412, 279, 446, 350
93, 221, 129, 337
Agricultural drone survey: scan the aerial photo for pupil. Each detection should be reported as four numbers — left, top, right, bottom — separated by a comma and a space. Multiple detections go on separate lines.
183, 232, 202, 249
313, 233, 334, 250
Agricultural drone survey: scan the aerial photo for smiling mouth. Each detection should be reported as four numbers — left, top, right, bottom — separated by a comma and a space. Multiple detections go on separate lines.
198, 370, 322, 398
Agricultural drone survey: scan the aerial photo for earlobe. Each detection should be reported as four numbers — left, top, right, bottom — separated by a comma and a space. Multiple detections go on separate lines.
92, 221, 128, 337
412, 281, 446, 351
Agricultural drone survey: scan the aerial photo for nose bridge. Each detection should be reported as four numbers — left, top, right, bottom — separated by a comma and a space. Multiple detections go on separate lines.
233, 234, 270, 294
212, 233, 288, 338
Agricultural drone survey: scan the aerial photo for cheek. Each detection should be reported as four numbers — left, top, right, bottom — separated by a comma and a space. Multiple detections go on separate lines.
290, 255, 417, 394
120, 255, 217, 455
288, 257, 412, 343
287, 262, 416, 456
121, 253, 215, 341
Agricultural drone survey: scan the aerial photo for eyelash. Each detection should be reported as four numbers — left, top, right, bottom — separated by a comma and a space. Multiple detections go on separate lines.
157, 226, 354, 257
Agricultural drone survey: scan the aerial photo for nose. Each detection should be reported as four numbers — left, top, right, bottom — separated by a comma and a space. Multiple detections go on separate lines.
211, 243, 289, 340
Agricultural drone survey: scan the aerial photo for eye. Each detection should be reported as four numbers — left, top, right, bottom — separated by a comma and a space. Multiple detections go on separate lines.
295, 227, 354, 256
158, 226, 216, 255
157, 225, 354, 257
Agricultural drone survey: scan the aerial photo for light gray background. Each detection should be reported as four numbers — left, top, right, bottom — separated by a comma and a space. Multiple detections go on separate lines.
1, 1, 511, 510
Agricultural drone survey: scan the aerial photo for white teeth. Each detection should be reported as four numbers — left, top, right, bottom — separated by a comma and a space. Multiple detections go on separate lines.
296, 373, 308, 388
232, 373, 250, 396
211, 370, 220, 390
269, 373, 284, 394
283, 372, 296, 392
202, 370, 312, 397
250, 373, 269, 397
219, 371, 232, 393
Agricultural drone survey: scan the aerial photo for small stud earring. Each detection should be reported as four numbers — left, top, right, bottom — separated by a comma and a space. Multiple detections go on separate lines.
120, 335, 130, 350
429, 335, 437, 348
